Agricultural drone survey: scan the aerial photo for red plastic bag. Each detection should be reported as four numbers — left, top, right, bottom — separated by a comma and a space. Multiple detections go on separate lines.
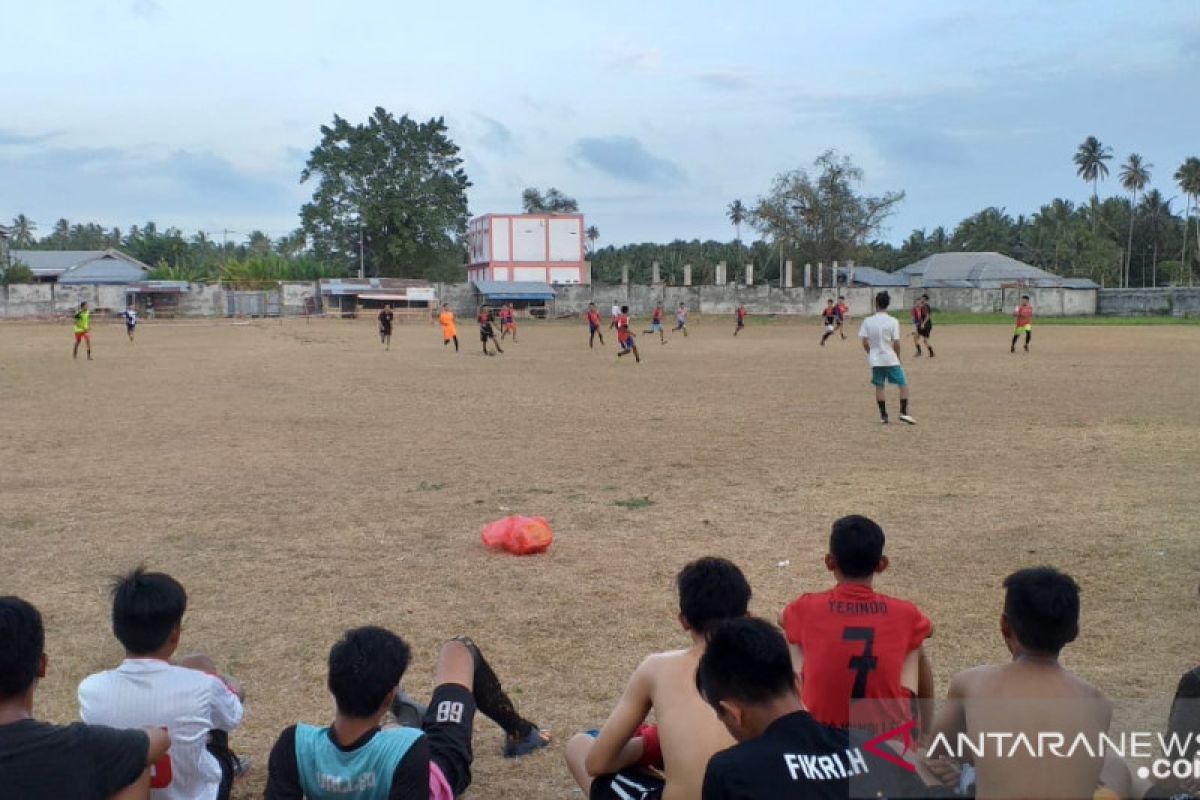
480, 515, 554, 555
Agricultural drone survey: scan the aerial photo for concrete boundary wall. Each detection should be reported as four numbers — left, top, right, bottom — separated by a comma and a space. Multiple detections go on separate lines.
0, 281, 1114, 319
1097, 288, 1200, 317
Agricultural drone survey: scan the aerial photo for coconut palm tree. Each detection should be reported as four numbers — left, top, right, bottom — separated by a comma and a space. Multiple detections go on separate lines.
1138, 190, 1172, 287
1074, 136, 1112, 231
10, 214, 37, 248
585, 225, 599, 253
727, 199, 746, 263
1176, 157, 1200, 284
1118, 154, 1151, 287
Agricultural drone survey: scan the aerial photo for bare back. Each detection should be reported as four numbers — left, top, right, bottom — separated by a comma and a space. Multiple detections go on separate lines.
645, 648, 736, 800
934, 662, 1110, 800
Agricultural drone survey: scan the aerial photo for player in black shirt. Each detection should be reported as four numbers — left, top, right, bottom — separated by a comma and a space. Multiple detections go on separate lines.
695, 617, 929, 800
378, 305, 394, 350
0, 596, 171, 800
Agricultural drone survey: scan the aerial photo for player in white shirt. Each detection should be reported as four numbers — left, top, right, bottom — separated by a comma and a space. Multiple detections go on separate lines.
123, 304, 138, 342
79, 568, 246, 800
858, 291, 916, 425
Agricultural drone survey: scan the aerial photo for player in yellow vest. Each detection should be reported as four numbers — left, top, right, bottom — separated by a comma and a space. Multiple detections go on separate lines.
73, 301, 93, 360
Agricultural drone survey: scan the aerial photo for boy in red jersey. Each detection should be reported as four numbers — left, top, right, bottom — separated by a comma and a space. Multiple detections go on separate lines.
643, 302, 667, 344
612, 305, 640, 363
819, 300, 837, 346
733, 304, 747, 336
834, 296, 850, 339
1011, 295, 1034, 353
586, 303, 606, 349
778, 515, 933, 734
500, 304, 518, 342
478, 307, 503, 356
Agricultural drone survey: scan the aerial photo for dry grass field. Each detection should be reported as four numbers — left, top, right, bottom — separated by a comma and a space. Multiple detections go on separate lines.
2, 314, 1198, 798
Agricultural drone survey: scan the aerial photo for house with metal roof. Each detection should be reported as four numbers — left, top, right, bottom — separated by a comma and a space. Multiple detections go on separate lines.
318, 277, 436, 315
12, 249, 150, 284
896, 252, 1098, 289
835, 265, 908, 288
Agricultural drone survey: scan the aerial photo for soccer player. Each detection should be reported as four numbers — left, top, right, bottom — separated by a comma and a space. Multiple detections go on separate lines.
613, 305, 640, 363
0, 596, 171, 800
733, 304, 747, 336
73, 300, 93, 360
123, 304, 139, 343
586, 302, 606, 349
819, 299, 837, 346
478, 306, 503, 356
500, 304, 518, 342
696, 618, 927, 800
264, 628, 548, 799
79, 568, 247, 800
834, 296, 850, 340
859, 291, 914, 425
643, 302, 667, 344
565, 557, 750, 800
1011, 295, 1034, 353
923, 568, 1112, 800
438, 304, 459, 352
778, 515, 933, 733
378, 304, 394, 350
912, 295, 935, 357
672, 303, 689, 337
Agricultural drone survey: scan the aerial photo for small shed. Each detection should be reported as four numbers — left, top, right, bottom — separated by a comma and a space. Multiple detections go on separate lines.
318, 278, 435, 318
472, 279, 556, 317
126, 281, 190, 317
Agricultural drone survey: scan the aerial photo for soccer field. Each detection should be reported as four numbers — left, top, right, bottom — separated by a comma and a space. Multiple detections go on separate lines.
2, 316, 1198, 798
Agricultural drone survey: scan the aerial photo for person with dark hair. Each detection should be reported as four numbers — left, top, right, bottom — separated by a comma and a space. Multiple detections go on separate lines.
586, 302, 606, 349
672, 303, 689, 337
834, 295, 850, 340
478, 306, 503, 356
613, 305, 641, 363
924, 567, 1112, 800
378, 305, 394, 350
0, 595, 170, 799
124, 303, 139, 343
1011, 295, 1034, 353
565, 557, 751, 800
696, 617, 926, 800
733, 304, 747, 336
912, 295, 934, 357
778, 515, 933, 732
79, 568, 247, 800
74, 299, 94, 359
645, 302, 667, 344
859, 291, 915, 424
438, 304, 459, 352
264, 628, 548, 799
819, 299, 837, 346
500, 303, 518, 342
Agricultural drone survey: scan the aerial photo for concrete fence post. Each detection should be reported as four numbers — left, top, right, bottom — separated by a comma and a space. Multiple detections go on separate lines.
683, 264, 692, 286
804, 263, 812, 288
651, 261, 661, 285
621, 264, 629, 285
745, 263, 754, 286
784, 260, 793, 288
716, 261, 726, 285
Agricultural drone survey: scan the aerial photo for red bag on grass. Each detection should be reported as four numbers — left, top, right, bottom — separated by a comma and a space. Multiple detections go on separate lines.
480, 515, 554, 555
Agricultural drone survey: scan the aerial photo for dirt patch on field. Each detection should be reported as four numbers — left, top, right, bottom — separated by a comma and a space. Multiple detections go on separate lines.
2, 316, 1197, 798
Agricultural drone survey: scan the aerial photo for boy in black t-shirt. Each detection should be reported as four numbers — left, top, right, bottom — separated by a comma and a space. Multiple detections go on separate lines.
0, 595, 170, 800
695, 617, 927, 800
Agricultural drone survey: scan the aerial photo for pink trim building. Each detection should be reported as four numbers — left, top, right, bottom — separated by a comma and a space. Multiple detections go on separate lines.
467, 213, 589, 285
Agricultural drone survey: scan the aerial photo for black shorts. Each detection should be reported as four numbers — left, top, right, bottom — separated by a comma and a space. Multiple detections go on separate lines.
590, 769, 665, 800
480, 326, 494, 342
380, 325, 392, 336
424, 684, 476, 796
918, 323, 933, 337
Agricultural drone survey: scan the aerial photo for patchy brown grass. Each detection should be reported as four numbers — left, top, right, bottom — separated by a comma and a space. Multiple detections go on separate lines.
1, 316, 1197, 798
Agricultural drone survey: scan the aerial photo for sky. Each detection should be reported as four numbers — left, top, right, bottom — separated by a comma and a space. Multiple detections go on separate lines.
2, 0, 1198, 248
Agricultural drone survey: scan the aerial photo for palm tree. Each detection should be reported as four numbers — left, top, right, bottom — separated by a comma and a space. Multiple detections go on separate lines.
1118, 154, 1151, 287
10, 214, 36, 248
1139, 190, 1172, 287
1176, 157, 1200, 284
727, 199, 746, 262
585, 225, 599, 253
1074, 136, 1113, 232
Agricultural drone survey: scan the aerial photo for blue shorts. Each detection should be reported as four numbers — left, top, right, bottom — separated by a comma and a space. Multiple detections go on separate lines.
589, 323, 599, 333
674, 319, 686, 329
871, 366, 908, 387
621, 335, 636, 350
650, 322, 662, 332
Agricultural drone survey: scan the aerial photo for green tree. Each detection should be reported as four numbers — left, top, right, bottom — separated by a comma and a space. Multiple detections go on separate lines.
1073, 136, 1112, 231
727, 199, 746, 261
1139, 189, 1173, 286
521, 187, 578, 213
300, 107, 471, 279
951, 207, 1017, 253
1175, 157, 1200, 283
585, 225, 599, 253
10, 214, 37, 248
1118, 154, 1151, 287
749, 150, 904, 267
1, 258, 34, 285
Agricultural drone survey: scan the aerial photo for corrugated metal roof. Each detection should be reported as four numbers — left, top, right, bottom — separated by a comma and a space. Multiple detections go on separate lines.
58, 256, 148, 285
473, 280, 556, 300
12, 249, 149, 278
837, 266, 907, 287
319, 277, 429, 296
898, 252, 1097, 289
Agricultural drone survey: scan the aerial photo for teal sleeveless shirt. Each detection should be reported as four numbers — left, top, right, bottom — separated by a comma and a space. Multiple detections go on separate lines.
294, 724, 424, 799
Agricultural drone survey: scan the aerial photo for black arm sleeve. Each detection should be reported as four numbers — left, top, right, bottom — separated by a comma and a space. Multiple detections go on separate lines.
701, 759, 728, 800
264, 726, 304, 800
87, 725, 149, 796
387, 735, 430, 800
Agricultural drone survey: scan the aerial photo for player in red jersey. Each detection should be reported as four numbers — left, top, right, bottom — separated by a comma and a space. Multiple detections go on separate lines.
612, 305, 640, 363
835, 296, 850, 339
478, 307, 503, 356
500, 304, 518, 343
733, 304, 747, 336
819, 299, 838, 346
1011, 295, 1034, 353
643, 302, 667, 344
586, 303, 606, 349
778, 515, 934, 734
